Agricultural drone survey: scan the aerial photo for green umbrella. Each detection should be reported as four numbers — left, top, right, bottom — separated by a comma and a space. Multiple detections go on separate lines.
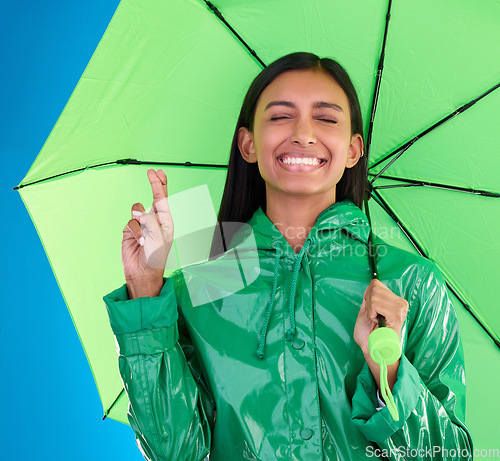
15, 0, 500, 453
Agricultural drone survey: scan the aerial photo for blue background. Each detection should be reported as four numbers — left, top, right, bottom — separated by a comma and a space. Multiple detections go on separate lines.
1, 1, 141, 459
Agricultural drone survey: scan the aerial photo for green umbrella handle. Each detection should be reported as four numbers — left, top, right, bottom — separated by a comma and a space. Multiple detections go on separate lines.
364, 191, 401, 421
369, 324, 402, 366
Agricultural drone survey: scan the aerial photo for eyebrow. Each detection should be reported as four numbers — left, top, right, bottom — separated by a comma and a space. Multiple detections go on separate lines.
264, 100, 344, 112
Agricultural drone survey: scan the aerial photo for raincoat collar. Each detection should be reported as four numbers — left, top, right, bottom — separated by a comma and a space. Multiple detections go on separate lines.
247, 199, 371, 253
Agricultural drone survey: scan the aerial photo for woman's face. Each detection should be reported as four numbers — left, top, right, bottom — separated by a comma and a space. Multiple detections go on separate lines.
238, 69, 363, 203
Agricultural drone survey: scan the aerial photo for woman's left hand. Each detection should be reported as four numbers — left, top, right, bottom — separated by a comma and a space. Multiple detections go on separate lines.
353, 279, 409, 356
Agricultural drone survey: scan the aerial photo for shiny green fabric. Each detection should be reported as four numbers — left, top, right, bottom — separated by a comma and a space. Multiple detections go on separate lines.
104, 200, 472, 460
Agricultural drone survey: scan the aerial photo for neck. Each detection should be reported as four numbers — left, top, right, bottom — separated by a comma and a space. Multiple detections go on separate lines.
265, 189, 336, 253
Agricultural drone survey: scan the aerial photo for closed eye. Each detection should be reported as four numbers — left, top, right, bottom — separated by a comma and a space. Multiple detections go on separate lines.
318, 118, 337, 124
270, 116, 292, 121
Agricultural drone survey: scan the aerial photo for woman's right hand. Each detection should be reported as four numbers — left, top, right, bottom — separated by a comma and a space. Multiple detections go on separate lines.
121, 168, 174, 298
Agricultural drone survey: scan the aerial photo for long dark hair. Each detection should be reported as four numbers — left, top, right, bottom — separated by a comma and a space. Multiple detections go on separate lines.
212, 52, 366, 253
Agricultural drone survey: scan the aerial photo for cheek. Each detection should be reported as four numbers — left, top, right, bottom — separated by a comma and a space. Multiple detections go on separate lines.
254, 133, 279, 161
257, 122, 288, 144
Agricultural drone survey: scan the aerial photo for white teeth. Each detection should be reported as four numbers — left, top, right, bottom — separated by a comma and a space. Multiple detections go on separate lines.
281, 157, 321, 166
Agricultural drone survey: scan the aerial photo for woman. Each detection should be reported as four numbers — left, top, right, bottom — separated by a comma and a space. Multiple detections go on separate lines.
104, 53, 472, 460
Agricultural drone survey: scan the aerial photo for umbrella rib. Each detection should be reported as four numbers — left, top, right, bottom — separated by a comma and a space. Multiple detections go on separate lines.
371, 175, 500, 197
372, 190, 500, 349
202, 1, 266, 68
102, 388, 125, 420
369, 80, 500, 180
365, 0, 393, 161
13, 158, 228, 190
371, 189, 426, 258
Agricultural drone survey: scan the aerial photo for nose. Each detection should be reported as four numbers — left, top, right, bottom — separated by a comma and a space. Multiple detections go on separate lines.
291, 117, 316, 146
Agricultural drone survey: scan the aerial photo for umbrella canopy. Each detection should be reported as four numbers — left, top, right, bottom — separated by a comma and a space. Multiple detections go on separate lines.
16, 0, 500, 452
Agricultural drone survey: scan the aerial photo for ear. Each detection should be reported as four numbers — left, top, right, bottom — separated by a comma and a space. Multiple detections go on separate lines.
346, 133, 364, 168
238, 127, 257, 163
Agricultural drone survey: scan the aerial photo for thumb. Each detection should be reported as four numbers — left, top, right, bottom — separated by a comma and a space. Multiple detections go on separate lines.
133, 211, 160, 240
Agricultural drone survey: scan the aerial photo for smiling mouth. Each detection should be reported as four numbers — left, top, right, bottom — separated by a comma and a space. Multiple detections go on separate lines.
277, 155, 327, 167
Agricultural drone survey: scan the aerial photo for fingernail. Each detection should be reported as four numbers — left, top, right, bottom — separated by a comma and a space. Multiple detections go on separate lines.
139, 237, 144, 246
132, 211, 142, 217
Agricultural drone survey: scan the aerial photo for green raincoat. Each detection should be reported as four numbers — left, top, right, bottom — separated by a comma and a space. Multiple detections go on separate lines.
104, 200, 472, 460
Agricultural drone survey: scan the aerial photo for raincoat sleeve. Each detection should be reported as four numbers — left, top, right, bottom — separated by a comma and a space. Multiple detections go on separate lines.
103, 277, 213, 461
351, 262, 473, 460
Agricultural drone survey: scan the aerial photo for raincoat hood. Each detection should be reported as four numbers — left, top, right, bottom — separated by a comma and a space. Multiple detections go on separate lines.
239, 200, 370, 253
